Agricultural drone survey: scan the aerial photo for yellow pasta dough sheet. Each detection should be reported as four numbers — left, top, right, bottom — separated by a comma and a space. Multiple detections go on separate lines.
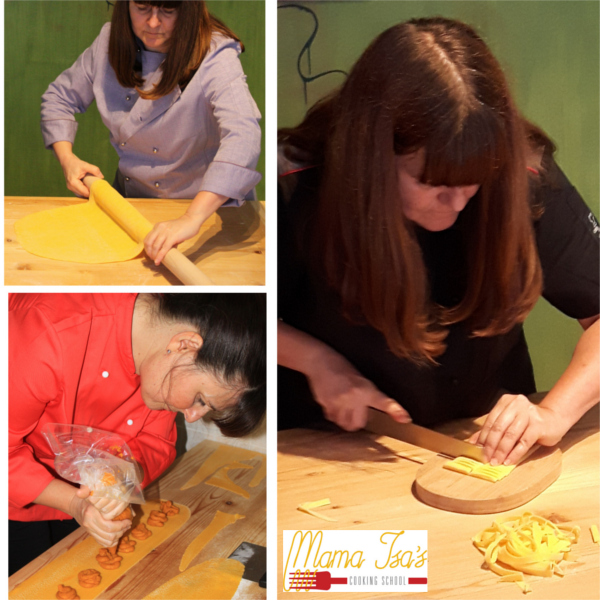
10, 500, 190, 600
179, 511, 245, 572
144, 558, 244, 600
206, 462, 253, 499
180, 444, 264, 491
14, 181, 151, 264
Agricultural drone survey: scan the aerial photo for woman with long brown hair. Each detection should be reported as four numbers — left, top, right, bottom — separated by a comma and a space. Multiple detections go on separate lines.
41, 0, 261, 265
278, 17, 599, 467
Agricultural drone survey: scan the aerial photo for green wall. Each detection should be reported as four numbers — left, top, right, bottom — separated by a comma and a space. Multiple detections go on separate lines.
278, 1, 599, 392
4, 0, 265, 200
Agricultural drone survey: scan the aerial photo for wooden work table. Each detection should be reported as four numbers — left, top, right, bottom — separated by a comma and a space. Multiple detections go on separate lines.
9, 440, 266, 599
5, 197, 265, 285
277, 406, 599, 599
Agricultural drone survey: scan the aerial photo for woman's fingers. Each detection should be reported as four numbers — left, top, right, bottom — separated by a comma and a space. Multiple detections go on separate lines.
86, 164, 104, 179
154, 242, 173, 266
67, 176, 91, 198
77, 485, 92, 499
485, 413, 530, 465
144, 216, 202, 265
144, 225, 172, 264
475, 394, 539, 465
102, 501, 130, 521
335, 394, 409, 431
474, 394, 512, 447
500, 435, 536, 466
61, 155, 103, 198
75, 502, 129, 547
88, 497, 128, 519
370, 395, 412, 424
346, 404, 367, 432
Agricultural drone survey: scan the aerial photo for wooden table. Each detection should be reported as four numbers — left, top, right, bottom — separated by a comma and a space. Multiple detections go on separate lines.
278, 406, 599, 599
5, 197, 265, 285
9, 440, 266, 599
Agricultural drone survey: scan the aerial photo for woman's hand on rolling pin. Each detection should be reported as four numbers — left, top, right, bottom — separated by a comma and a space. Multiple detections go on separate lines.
59, 153, 104, 199
144, 213, 202, 266
307, 349, 411, 431
469, 394, 567, 466
68, 487, 131, 547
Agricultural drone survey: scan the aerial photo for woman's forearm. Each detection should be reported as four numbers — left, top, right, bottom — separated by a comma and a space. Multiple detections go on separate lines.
278, 321, 411, 429
186, 190, 229, 224
539, 317, 600, 429
278, 320, 341, 376
33, 479, 78, 515
52, 141, 75, 166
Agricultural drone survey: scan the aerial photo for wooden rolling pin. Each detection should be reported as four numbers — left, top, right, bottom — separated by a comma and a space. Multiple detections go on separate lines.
83, 176, 213, 286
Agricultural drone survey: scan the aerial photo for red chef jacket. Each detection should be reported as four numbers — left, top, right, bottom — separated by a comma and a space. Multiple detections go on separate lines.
9, 293, 177, 521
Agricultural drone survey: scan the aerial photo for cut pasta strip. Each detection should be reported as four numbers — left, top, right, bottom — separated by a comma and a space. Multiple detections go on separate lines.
444, 456, 515, 482
516, 581, 532, 594
298, 498, 338, 522
590, 524, 599, 544
498, 573, 524, 582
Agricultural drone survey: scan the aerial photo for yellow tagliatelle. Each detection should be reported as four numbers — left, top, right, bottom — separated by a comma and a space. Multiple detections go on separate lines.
444, 456, 515, 482
590, 524, 599, 544
473, 512, 580, 594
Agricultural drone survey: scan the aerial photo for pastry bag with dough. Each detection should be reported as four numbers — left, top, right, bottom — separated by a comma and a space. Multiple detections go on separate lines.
42, 424, 145, 504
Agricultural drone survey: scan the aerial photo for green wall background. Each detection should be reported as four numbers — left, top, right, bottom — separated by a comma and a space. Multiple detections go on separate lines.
5, 0, 265, 200
278, 1, 599, 393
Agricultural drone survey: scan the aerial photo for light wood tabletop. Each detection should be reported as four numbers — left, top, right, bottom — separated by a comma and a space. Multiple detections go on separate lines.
5, 197, 265, 286
9, 440, 266, 599
277, 405, 599, 599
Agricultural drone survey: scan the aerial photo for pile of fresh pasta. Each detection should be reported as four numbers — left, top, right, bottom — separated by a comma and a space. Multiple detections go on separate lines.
473, 512, 581, 594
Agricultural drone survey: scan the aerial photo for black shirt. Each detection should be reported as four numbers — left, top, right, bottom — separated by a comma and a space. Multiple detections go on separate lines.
277, 156, 599, 430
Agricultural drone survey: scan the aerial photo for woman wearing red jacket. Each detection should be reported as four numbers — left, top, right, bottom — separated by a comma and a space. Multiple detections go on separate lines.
9, 292, 265, 575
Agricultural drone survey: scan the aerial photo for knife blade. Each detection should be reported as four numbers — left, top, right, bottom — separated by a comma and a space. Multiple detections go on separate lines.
365, 408, 486, 462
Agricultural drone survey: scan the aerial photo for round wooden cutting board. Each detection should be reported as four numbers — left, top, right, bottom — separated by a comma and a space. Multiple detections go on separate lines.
414, 446, 562, 514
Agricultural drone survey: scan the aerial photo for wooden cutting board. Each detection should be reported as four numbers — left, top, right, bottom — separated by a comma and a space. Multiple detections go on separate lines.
414, 445, 562, 514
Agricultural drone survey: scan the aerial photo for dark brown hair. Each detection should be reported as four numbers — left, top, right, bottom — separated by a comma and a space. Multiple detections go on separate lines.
109, 0, 243, 100
280, 17, 549, 363
153, 293, 265, 437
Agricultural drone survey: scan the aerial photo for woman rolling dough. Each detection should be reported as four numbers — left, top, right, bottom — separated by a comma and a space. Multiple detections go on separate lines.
9, 293, 265, 575
41, 0, 261, 265
278, 18, 599, 466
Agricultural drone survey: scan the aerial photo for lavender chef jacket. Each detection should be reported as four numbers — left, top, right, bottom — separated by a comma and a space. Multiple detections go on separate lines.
41, 23, 262, 205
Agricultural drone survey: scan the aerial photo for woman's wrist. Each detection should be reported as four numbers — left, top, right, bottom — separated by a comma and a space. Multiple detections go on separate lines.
278, 321, 350, 379
52, 141, 75, 167
186, 190, 229, 219
33, 478, 79, 516
307, 344, 354, 380
182, 210, 207, 226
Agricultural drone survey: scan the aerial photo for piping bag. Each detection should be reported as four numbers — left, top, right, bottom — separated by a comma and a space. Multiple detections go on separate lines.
42, 424, 142, 552
42, 424, 145, 504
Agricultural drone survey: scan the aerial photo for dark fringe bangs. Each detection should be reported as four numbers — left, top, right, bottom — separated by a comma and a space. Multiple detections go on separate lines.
134, 1, 183, 7
420, 105, 509, 189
